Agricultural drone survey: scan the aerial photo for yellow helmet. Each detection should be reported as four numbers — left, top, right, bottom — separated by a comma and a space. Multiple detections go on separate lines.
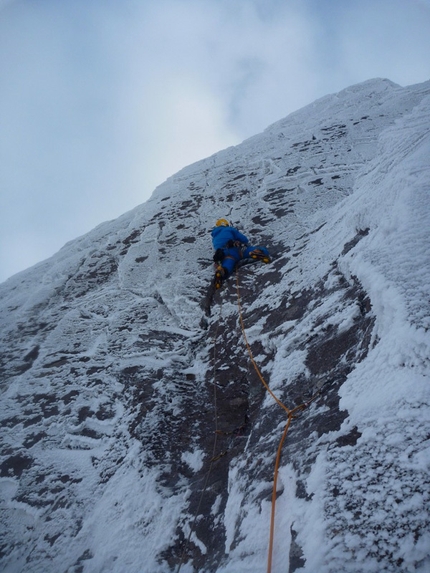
215, 218, 230, 227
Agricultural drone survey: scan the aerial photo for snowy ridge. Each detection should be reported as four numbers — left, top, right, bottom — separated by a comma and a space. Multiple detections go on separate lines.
0, 78, 429, 573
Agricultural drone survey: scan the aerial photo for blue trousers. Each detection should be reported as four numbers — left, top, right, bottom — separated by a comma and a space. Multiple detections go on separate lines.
220, 245, 270, 276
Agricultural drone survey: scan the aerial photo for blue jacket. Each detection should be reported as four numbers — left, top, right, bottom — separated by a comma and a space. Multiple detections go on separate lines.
211, 226, 249, 250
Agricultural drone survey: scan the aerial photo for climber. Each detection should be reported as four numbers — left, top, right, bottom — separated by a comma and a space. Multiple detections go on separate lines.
211, 219, 270, 289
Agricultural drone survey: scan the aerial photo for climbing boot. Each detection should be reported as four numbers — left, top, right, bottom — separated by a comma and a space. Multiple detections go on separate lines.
214, 266, 225, 289
250, 249, 271, 264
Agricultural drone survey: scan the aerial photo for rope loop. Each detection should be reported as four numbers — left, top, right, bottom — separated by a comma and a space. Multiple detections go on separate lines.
177, 271, 320, 573
234, 268, 316, 573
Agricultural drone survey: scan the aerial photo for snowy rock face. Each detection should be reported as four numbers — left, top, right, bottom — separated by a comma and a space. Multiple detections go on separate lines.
1, 78, 430, 573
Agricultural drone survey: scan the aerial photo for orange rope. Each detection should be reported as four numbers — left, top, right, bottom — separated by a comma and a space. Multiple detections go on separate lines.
235, 269, 310, 573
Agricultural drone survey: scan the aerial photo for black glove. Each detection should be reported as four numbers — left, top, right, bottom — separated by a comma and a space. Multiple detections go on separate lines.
213, 248, 225, 263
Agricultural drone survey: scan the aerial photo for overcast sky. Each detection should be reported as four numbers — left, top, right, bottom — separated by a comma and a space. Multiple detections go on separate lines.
1, 0, 429, 283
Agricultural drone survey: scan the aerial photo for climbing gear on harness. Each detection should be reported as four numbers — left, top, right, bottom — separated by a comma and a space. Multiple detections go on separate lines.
215, 218, 230, 227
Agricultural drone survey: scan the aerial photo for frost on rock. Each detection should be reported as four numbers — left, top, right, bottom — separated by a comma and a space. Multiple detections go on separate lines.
0, 79, 429, 573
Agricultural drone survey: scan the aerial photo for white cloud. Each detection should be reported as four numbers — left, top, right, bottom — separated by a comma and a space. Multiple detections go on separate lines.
133, 77, 239, 177
331, 0, 430, 86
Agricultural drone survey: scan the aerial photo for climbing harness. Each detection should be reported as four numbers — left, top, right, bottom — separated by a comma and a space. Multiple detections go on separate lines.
235, 268, 320, 573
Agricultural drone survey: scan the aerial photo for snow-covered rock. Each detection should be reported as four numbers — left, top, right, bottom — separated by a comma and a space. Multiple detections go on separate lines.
1, 78, 429, 573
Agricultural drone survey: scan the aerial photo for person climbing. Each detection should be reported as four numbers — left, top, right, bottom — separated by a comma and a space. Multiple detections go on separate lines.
211, 219, 270, 289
